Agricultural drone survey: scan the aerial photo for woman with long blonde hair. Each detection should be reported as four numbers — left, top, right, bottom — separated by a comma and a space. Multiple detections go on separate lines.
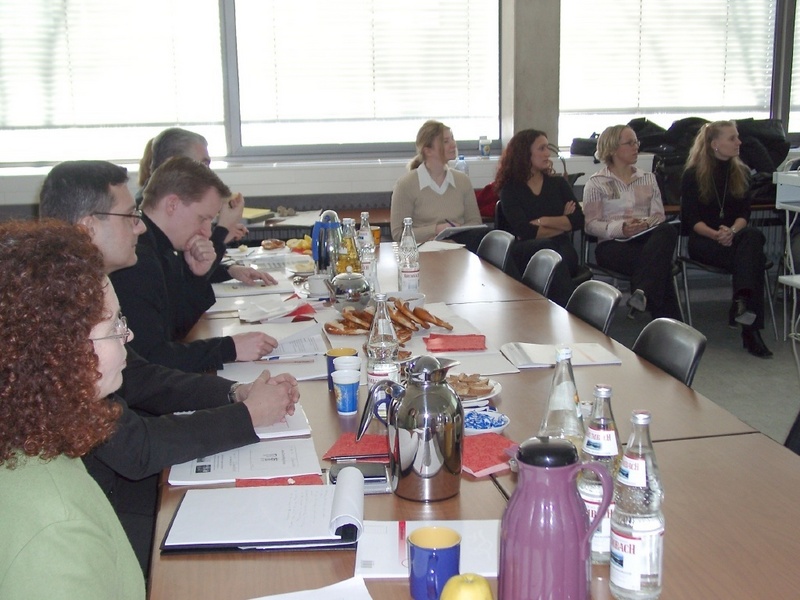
681, 121, 771, 358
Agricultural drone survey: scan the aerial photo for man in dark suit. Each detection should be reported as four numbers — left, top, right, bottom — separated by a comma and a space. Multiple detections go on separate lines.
39, 160, 300, 575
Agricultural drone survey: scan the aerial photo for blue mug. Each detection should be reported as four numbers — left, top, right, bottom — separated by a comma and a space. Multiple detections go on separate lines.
408, 526, 461, 600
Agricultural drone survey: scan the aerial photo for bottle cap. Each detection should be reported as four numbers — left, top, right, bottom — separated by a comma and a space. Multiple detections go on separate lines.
458, 154, 465, 160
555, 346, 572, 360
361, 211, 369, 219
403, 217, 413, 225
374, 292, 387, 302
594, 384, 612, 398
631, 410, 651, 425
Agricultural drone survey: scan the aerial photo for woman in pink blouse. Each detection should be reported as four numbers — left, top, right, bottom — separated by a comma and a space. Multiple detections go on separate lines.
583, 124, 682, 320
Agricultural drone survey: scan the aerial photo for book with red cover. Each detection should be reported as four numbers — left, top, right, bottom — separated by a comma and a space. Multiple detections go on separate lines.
323, 432, 389, 463
462, 433, 516, 477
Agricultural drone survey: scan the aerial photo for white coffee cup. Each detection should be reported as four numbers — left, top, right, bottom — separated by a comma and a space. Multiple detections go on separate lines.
333, 355, 362, 372
306, 274, 330, 296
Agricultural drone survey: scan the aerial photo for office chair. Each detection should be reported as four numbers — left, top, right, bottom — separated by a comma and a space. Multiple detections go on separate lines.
521, 249, 562, 298
476, 229, 515, 273
632, 317, 707, 387
582, 230, 685, 322
565, 279, 622, 334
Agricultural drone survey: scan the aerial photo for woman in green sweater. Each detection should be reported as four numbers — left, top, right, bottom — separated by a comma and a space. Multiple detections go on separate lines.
0, 220, 144, 599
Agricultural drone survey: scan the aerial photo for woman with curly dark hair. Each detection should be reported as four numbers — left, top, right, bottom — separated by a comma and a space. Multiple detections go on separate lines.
495, 129, 584, 304
0, 220, 144, 599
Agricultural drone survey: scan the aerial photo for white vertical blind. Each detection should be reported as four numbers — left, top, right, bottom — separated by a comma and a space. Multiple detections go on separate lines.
790, 6, 800, 132
233, 0, 500, 149
0, 0, 224, 163
559, 0, 777, 144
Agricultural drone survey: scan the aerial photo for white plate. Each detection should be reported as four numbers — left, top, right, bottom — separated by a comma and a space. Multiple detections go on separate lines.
449, 378, 501, 408
464, 410, 510, 436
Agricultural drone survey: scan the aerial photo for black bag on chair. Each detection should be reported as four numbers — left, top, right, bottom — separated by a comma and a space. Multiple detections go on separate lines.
570, 134, 599, 158
652, 152, 687, 207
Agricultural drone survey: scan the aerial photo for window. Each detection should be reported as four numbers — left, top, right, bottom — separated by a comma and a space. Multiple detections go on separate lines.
228, 0, 500, 157
559, 0, 777, 146
0, 0, 225, 164
789, 6, 800, 133
0, 0, 498, 164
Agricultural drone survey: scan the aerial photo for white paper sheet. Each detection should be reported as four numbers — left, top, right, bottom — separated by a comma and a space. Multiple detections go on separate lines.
500, 342, 622, 368
250, 577, 373, 600
253, 405, 312, 440
219, 356, 328, 382
167, 438, 321, 485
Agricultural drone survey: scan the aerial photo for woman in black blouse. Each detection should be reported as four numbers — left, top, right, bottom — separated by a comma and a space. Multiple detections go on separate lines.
681, 121, 771, 358
495, 129, 584, 305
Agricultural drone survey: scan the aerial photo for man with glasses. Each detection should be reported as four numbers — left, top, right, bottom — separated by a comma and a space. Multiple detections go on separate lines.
108, 156, 278, 373
39, 160, 300, 575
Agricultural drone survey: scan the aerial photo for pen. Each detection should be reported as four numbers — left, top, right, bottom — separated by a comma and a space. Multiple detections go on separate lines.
255, 357, 315, 365
445, 219, 457, 227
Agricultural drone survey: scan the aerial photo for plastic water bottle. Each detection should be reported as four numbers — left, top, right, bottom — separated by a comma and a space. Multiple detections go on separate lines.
578, 384, 622, 564
454, 154, 469, 176
609, 411, 665, 600
366, 293, 400, 387
357, 211, 377, 290
397, 217, 420, 292
537, 346, 584, 450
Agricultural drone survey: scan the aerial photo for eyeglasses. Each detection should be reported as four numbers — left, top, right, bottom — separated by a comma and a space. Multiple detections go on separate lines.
91, 315, 130, 343
619, 140, 641, 147
91, 208, 143, 226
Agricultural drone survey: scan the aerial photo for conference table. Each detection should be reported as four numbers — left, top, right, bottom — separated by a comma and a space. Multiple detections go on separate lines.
148, 244, 799, 599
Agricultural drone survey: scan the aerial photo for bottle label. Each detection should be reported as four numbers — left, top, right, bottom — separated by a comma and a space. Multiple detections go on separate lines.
399, 267, 420, 291
609, 527, 664, 591
367, 363, 399, 388
583, 426, 619, 456
617, 454, 647, 487
581, 494, 615, 555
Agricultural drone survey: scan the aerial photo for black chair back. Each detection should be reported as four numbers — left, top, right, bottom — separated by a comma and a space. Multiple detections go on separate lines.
632, 317, 707, 386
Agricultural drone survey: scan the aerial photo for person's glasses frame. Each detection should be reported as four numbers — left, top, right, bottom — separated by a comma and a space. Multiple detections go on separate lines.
619, 139, 641, 147
91, 315, 130, 343
91, 208, 143, 226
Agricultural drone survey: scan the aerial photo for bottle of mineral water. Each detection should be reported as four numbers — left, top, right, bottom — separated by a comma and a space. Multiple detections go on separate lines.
537, 346, 584, 450
609, 410, 664, 600
366, 293, 400, 387
578, 384, 623, 564
397, 217, 420, 292
357, 211, 377, 290
454, 154, 469, 176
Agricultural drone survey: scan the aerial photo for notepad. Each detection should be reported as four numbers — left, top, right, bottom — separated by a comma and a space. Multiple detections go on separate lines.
162, 466, 365, 552
500, 342, 621, 368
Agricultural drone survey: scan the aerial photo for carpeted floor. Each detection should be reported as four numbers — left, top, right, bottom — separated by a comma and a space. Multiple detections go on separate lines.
605, 281, 799, 445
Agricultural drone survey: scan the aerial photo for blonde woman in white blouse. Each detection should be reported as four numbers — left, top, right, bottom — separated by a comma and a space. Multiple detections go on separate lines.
390, 120, 483, 250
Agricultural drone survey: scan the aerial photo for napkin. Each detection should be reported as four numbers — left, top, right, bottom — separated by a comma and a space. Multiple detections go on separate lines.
423, 333, 487, 352
323, 433, 389, 463
462, 433, 516, 478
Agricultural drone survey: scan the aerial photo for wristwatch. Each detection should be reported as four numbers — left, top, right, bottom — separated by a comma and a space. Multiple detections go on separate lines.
228, 382, 243, 404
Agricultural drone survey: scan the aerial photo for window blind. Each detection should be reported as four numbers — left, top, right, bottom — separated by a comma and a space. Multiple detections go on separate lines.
231, 0, 500, 151
0, 0, 224, 163
559, 0, 777, 143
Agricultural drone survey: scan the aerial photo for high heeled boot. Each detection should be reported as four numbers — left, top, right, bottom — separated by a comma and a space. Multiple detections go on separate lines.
742, 327, 773, 359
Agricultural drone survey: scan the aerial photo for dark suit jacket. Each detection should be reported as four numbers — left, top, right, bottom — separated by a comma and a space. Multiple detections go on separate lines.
110, 214, 236, 372
82, 347, 258, 574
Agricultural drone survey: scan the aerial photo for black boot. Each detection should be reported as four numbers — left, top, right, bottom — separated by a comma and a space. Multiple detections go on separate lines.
742, 328, 773, 359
